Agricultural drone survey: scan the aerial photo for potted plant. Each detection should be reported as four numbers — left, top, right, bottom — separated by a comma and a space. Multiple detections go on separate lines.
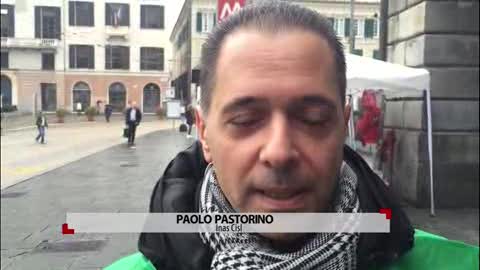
56, 108, 68, 123
85, 106, 97, 121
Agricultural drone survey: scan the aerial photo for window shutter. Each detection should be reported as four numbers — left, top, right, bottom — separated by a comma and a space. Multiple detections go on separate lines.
69, 46, 75, 68
364, 19, 374, 38
55, 7, 61, 39
196, 12, 202, 32
140, 6, 145, 28
88, 2, 94, 26
69, 2, 74, 25
35, 7, 41, 38
344, 18, 350, 36
105, 4, 110, 25
89, 46, 94, 68
160, 6, 165, 29
125, 5, 130, 26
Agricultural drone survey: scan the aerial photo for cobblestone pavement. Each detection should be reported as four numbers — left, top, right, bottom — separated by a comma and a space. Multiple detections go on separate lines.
1, 129, 195, 270
1, 118, 174, 189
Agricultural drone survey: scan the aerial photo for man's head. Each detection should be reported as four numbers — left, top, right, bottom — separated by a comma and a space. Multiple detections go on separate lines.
131, 101, 137, 108
196, 1, 350, 240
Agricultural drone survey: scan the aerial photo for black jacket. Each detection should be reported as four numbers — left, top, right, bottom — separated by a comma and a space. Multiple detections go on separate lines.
36, 115, 48, 128
125, 107, 142, 125
138, 142, 414, 270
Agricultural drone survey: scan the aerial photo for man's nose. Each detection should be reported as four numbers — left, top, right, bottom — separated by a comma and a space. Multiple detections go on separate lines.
259, 116, 299, 169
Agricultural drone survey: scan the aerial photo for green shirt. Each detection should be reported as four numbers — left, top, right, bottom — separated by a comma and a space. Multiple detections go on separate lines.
104, 229, 479, 270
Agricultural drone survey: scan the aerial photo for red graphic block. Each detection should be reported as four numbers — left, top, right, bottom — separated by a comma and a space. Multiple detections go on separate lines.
379, 208, 392, 220
62, 223, 75, 235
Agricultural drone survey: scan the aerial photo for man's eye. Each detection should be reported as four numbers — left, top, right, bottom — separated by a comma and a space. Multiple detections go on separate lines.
299, 110, 330, 126
229, 115, 260, 127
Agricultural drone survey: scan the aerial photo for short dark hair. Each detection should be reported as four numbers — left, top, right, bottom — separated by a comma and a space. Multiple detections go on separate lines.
199, 0, 346, 114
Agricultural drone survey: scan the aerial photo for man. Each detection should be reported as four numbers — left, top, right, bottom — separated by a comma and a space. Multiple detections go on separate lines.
125, 101, 142, 148
105, 104, 113, 123
35, 111, 48, 144
185, 104, 195, 138
106, 2, 478, 270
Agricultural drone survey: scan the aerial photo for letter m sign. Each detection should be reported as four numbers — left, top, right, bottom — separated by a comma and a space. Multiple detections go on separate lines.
218, 0, 246, 22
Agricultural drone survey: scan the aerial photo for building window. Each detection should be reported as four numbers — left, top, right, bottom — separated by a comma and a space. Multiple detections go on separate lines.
105, 45, 129, 70
373, 18, 379, 38
143, 83, 160, 113
42, 53, 55, 70
72, 82, 91, 111
140, 47, 164, 71
1, 51, 8, 68
69, 1, 94, 26
364, 19, 375, 38
196, 12, 216, 33
373, 50, 381, 60
176, 23, 189, 49
1, 5, 15, 37
41, 83, 57, 111
333, 18, 345, 37
108, 82, 126, 112
354, 19, 364, 38
105, 3, 129, 27
69, 45, 94, 69
35, 6, 61, 39
0, 75, 12, 107
141, 5, 164, 29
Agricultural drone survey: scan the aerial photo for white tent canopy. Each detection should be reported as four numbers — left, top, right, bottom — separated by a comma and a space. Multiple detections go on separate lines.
346, 53, 430, 92
345, 53, 435, 216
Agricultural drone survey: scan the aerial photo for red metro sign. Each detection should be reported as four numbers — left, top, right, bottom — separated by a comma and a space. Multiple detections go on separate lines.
218, 0, 246, 21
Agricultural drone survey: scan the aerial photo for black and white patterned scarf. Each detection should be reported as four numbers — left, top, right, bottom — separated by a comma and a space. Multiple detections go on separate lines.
199, 162, 361, 270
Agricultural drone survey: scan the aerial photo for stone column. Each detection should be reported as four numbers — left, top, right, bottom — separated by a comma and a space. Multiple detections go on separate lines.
385, 0, 479, 207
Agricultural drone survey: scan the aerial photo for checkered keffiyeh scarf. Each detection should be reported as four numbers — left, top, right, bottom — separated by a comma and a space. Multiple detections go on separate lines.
199, 162, 361, 270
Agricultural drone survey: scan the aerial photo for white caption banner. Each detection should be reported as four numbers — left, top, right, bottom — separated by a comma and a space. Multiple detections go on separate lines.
66, 213, 390, 234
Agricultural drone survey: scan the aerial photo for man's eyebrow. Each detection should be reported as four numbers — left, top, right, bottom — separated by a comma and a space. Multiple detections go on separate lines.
294, 95, 337, 109
221, 97, 267, 114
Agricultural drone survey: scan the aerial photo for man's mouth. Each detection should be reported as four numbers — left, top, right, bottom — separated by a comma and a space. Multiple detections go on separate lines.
255, 188, 308, 211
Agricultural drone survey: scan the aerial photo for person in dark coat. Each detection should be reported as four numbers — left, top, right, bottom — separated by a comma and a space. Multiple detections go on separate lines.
125, 101, 142, 148
104, 104, 113, 122
185, 104, 195, 138
35, 111, 48, 144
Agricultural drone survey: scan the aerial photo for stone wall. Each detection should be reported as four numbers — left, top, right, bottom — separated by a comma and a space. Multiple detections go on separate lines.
385, 0, 479, 207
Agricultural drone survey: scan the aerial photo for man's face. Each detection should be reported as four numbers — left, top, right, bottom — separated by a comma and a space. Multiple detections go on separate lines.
197, 29, 350, 216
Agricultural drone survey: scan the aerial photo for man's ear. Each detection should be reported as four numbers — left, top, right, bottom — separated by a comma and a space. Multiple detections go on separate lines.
195, 108, 213, 163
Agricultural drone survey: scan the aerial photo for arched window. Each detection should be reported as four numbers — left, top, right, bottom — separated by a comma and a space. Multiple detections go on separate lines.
143, 83, 160, 113
72, 82, 91, 111
108, 82, 126, 112
0, 75, 12, 107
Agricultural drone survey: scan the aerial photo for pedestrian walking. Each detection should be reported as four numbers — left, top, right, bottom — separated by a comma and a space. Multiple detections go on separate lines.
35, 112, 48, 144
185, 104, 195, 138
125, 101, 142, 148
96, 100, 102, 115
104, 104, 113, 123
